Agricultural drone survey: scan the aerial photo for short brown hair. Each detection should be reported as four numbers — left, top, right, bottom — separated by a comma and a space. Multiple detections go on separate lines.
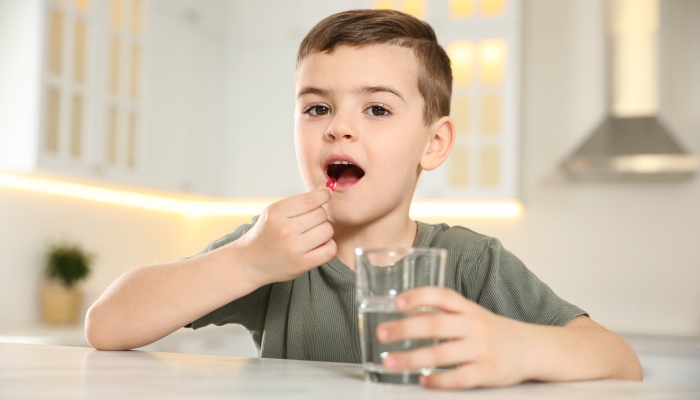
297, 9, 452, 125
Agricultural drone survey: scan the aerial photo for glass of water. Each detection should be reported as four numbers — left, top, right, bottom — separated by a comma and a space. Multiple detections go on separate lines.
355, 247, 447, 384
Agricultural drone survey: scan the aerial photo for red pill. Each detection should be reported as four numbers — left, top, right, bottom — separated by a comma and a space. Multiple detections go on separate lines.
325, 179, 337, 192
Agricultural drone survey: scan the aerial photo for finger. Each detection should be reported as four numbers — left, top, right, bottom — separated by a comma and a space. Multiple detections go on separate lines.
302, 239, 337, 267
377, 313, 467, 342
396, 287, 473, 314
383, 340, 475, 372
292, 206, 329, 235
420, 363, 487, 390
298, 221, 334, 253
279, 187, 332, 218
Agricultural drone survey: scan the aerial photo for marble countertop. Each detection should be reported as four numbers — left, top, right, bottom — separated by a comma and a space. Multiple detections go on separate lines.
1, 342, 699, 400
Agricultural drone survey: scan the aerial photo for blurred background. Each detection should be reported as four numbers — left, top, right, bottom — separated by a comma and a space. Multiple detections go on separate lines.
0, 0, 699, 385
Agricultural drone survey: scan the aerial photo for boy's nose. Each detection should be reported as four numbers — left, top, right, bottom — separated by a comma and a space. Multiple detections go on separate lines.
325, 116, 357, 141
325, 130, 354, 141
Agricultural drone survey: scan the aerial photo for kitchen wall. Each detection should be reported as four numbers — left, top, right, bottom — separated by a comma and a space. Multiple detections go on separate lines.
0, 185, 250, 325
1, 0, 698, 337
454, 0, 700, 336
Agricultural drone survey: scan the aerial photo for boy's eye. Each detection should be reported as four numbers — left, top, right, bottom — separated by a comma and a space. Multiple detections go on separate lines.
365, 105, 390, 117
307, 105, 330, 116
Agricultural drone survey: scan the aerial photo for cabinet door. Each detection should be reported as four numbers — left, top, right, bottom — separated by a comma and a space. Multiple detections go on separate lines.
35, 0, 97, 177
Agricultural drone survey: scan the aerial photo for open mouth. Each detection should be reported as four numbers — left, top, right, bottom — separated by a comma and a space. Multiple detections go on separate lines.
326, 161, 366, 185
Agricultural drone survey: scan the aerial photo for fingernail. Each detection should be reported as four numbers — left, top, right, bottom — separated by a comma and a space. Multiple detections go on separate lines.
396, 297, 406, 309
384, 356, 396, 369
419, 375, 428, 386
377, 328, 389, 341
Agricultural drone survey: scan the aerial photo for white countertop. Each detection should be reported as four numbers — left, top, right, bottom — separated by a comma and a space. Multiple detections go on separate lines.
0, 323, 258, 357
2, 324, 700, 387
1, 342, 699, 399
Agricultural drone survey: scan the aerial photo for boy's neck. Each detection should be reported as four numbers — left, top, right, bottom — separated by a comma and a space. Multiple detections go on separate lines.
331, 214, 418, 270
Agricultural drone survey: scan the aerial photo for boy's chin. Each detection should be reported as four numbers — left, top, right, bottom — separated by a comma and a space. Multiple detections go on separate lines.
326, 213, 364, 227
325, 207, 372, 227
325, 204, 397, 228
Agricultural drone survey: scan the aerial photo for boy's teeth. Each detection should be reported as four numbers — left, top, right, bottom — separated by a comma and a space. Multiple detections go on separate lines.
330, 160, 352, 165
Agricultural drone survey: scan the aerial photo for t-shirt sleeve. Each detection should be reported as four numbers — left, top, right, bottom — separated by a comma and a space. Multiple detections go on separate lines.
461, 237, 587, 326
184, 216, 270, 341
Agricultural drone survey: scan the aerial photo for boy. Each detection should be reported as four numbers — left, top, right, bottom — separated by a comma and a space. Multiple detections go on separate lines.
85, 9, 642, 389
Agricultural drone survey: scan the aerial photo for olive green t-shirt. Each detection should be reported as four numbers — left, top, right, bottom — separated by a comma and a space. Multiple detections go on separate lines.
186, 217, 586, 363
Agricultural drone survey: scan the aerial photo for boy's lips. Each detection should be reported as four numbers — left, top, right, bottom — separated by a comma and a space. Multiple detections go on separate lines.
323, 154, 365, 191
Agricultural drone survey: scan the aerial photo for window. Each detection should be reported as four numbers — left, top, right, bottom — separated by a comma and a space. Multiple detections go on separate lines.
41, 0, 145, 171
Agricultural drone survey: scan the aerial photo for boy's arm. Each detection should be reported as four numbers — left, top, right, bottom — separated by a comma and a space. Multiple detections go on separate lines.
376, 287, 642, 389
533, 314, 642, 382
85, 243, 261, 351
85, 188, 335, 351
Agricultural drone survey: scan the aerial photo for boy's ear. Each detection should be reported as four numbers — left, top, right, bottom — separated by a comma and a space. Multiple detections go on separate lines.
419, 116, 455, 171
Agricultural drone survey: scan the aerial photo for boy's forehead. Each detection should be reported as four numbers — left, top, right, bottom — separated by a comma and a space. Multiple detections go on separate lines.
295, 44, 420, 97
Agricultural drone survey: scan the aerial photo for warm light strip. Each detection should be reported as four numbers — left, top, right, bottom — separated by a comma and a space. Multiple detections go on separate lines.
0, 172, 522, 218
410, 200, 521, 218
0, 172, 273, 218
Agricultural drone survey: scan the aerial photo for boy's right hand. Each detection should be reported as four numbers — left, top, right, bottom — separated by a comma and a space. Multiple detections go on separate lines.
236, 187, 336, 285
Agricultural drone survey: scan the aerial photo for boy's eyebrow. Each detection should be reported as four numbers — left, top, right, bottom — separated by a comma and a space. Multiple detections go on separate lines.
354, 85, 406, 103
296, 85, 406, 103
297, 86, 330, 99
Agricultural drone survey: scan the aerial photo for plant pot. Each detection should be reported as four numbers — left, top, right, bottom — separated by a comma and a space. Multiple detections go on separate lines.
41, 285, 83, 324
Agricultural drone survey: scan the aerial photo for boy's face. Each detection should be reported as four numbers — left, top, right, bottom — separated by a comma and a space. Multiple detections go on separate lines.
294, 44, 435, 226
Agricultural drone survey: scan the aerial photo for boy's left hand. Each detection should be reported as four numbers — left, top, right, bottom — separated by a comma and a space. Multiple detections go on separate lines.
376, 287, 536, 389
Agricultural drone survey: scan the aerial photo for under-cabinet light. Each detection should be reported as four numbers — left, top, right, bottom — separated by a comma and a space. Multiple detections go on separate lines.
0, 172, 522, 218
410, 200, 521, 218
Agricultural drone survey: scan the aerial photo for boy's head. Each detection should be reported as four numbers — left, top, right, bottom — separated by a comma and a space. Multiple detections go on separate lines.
297, 9, 452, 125
294, 9, 455, 226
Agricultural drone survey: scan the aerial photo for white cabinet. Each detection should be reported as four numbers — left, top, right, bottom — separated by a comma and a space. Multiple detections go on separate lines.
0, 0, 43, 171
0, 0, 226, 197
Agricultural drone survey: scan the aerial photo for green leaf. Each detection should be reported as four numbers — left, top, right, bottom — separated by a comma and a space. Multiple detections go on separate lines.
45, 243, 93, 287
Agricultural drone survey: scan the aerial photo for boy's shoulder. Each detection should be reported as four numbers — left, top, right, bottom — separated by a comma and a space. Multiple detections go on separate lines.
195, 218, 501, 266
193, 216, 260, 256
416, 221, 499, 261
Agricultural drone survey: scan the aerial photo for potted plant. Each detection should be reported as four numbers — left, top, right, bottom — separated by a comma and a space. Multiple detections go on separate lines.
41, 242, 93, 324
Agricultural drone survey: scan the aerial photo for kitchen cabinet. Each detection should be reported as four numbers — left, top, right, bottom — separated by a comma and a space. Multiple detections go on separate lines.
0, 0, 226, 196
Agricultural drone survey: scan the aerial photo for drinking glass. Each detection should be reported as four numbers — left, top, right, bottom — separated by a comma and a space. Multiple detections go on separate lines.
355, 247, 447, 384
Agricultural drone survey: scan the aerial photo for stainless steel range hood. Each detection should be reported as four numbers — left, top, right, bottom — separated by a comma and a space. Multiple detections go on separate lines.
562, 0, 698, 182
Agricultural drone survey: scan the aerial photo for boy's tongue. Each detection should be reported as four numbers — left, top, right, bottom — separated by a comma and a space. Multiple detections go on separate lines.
336, 165, 364, 184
